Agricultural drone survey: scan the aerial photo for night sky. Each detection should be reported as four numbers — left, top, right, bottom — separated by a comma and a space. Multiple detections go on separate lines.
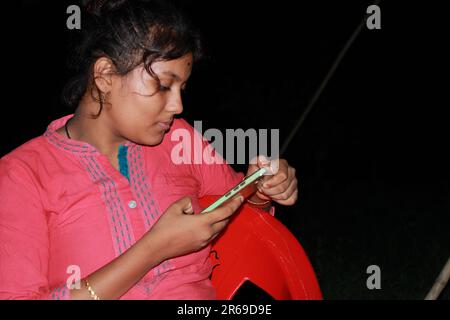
4, 0, 449, 299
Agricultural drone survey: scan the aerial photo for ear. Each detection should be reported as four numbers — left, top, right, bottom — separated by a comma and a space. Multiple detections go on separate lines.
92, 57, 115, 94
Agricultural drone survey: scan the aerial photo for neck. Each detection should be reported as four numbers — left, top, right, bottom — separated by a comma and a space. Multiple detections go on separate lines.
68, 103, 127, 158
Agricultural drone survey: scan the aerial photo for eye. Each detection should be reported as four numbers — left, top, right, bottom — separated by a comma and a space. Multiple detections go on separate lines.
159, 84, 170, 92
159, 85, 171, 92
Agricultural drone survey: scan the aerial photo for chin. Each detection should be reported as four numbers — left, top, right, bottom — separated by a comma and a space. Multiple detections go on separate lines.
130, 125, 168, 147
142, 131, 167, 146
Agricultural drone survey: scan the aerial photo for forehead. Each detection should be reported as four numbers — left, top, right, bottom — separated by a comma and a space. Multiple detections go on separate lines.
123, 53, 193, 86
151, 53, 193, 81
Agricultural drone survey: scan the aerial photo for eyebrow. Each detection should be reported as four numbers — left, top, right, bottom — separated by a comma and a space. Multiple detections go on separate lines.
161, 71, 182, 81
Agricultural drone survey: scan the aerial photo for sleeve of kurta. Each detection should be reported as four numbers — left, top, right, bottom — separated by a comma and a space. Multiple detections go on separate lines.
178, 119, 275, 215
196, 143, 245, 197
0, 158, 70, 300
172, 118, 245, 196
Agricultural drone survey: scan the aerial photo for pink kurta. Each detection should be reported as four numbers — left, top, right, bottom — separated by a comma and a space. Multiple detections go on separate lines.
0, 115, 244, 299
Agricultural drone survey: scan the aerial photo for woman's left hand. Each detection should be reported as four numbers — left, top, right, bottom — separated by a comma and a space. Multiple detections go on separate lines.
246, 155, 299, 206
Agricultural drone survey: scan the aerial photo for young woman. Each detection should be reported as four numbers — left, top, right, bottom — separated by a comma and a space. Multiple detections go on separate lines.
0, 0, 298, 300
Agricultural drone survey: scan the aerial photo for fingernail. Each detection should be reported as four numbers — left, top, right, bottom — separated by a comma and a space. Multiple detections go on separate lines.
238, 196, 244, 203
259, 155, 270, 164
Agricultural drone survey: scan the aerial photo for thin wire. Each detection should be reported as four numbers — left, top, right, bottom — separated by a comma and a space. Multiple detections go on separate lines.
281, 0, 381, 155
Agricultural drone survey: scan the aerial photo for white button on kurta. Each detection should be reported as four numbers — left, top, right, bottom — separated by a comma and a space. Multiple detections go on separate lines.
128, 200, 137, 209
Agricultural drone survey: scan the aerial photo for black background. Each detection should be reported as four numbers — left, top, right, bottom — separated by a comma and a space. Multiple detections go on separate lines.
3, 0, 449, 299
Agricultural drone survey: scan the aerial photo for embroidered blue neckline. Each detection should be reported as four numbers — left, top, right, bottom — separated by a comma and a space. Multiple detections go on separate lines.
118, 145, 130, 181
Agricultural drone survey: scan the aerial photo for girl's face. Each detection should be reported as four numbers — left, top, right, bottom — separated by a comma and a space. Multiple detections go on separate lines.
105, 53, 193, 146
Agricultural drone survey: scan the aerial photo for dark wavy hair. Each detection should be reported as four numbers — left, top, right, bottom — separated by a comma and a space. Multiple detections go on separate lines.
62, 0, 203, 117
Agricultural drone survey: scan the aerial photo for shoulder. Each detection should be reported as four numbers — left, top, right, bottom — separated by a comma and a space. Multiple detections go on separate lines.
0, 136, 49, 178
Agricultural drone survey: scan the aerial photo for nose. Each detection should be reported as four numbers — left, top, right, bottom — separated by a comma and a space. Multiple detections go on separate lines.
167, 91, 184, 115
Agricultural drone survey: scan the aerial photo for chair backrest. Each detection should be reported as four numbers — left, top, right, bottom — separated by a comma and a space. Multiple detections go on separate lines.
199, 195, 323, 300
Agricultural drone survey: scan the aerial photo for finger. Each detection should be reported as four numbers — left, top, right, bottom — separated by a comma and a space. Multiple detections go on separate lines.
259, 177, 291, 197
175, 196, 193, 213
266, 158, 280, 175
209, 232, 220, 242
208, 196, 244, 223
183, 201, 194, 215
261, 160, 289, 188
275, 188, 299, 206
257, 155, 271, 168
249, 154, 269, 167
259, 167, 296, 196
262, 168, 298, 198
270, 177, 298, 201
209, 221, 231, 241
254, 189, 271, 201
207, 230, 223, 244
211, 218, 230, 234
247, 155, 271, 176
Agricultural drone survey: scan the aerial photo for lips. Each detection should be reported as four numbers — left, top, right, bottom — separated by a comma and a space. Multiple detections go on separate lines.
157, 119, 173, 131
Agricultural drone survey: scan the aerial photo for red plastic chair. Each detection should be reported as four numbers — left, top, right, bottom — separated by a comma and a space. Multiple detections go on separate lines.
199, 195, 323, 300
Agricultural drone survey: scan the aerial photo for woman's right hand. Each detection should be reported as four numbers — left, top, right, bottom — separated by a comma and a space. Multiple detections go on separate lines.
148, 196, 244, 261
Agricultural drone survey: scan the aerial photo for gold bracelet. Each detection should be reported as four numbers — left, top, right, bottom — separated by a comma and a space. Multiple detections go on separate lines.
84, 278, 101, 300
246, 198, 271, 206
